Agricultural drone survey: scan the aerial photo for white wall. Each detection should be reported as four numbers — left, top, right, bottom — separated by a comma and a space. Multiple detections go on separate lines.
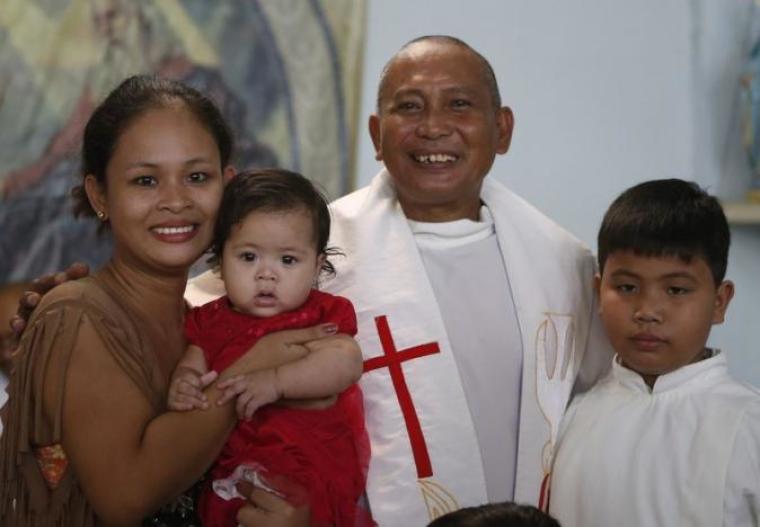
356, 0, 760, 385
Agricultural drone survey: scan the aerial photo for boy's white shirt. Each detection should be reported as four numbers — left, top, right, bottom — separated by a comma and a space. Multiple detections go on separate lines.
550, 351, 760, 527
185, 170, 613, 526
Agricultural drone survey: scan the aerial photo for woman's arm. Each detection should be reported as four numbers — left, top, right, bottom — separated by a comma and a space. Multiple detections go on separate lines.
50, 318, 331, 525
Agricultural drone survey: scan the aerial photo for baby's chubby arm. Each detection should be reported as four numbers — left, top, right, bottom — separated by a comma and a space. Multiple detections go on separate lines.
275, 297, 363, 405
167, 345, 217, 411
286, 332, 363, 396
217, 330, 363, 418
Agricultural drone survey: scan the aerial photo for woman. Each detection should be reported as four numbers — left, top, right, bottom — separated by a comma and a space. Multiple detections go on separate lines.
0, 76, 353, 526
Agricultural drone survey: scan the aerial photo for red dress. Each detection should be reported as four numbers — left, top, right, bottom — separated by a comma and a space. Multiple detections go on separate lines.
185, 290, 373, 527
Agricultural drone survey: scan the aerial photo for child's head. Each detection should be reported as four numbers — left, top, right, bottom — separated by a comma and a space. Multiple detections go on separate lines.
209, 168, 335, 317
596, 178, 734, 386
426, 502, 561, 527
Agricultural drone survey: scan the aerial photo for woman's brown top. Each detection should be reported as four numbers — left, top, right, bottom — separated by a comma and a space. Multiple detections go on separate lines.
0, 276, 166, 526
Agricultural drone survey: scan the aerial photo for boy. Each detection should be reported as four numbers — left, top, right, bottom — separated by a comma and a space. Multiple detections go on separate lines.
549, 179, 760, 526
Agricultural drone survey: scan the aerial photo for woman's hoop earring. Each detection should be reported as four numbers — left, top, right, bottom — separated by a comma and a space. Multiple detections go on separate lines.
96, 210, 106, 220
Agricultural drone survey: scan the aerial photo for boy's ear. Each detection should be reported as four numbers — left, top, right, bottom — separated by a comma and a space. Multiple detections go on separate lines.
593, 273, 602, 312
712, 280, 735, 324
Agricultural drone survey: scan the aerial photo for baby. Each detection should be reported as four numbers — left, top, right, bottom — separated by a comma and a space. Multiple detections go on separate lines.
168, 169, 373, 527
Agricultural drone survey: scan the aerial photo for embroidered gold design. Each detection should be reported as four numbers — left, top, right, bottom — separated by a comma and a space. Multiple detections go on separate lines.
419, 479, 458, 520
535, 313, 576, 448
535, 312, 577, 509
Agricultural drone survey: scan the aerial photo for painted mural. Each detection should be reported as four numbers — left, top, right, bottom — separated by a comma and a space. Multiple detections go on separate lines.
0, 0, 365, 283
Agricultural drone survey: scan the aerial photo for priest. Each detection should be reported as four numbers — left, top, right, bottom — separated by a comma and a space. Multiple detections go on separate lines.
186, 35, 613, 526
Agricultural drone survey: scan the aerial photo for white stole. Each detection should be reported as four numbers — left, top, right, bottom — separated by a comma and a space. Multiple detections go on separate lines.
323, 170, 610, 525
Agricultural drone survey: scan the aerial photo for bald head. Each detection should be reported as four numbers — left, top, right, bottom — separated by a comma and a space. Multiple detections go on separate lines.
376, 35, 502, 114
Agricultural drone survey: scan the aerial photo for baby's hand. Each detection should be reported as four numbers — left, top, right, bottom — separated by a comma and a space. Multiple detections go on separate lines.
167, 367, 218, 411
216, 369, 281, 420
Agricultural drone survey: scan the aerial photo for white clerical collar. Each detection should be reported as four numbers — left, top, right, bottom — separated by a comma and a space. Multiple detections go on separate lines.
408, 205, 495, 250
611, 349, 727, 394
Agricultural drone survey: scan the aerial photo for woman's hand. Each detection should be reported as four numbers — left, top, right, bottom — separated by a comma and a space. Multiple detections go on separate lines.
9, 262, 89, 336
1, 263, 89, 372
235, 476, 310, 527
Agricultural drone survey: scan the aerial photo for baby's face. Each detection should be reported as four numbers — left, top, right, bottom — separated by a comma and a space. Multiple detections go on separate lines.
221, 208, 322, 317
596, 251, 733, 387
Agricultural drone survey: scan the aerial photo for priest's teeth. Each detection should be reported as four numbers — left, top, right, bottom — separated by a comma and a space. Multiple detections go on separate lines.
154, 226, 194, 235
414, 154, 457, 164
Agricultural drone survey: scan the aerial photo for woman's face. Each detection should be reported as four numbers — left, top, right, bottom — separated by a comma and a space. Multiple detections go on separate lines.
88, 103, 229, 274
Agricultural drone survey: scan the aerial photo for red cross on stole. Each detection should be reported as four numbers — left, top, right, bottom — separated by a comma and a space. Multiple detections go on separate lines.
363, 315, 441, 479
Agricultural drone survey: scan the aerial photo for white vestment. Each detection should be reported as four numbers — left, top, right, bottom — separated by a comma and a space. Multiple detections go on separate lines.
185, 170, 613, 526
550, 351, 760, 527
410, 207, 524, 502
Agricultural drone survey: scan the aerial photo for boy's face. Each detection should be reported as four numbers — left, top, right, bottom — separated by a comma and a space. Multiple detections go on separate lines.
221, 207, 323, 318
596, 251, 734, 387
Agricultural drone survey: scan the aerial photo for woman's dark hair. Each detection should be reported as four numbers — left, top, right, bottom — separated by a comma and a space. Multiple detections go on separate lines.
72, 75, 234, 225
597, 178, 730, 284
208, 168, 339, 276
427, 502, 561, 527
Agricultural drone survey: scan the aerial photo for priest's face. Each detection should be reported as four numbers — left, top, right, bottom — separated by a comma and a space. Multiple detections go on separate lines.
596, 251, 733, 388
369, 41, 513, 222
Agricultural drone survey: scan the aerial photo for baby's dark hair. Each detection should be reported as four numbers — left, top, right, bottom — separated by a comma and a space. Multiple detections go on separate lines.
597, 178, 730, 284
73, 75, 233, 229
426, 502, 561, 527
208, 168, 338, 275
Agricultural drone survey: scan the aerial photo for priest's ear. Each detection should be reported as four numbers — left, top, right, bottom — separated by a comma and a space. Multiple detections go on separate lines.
369, 114, 383, 162
494, 106, 514, 155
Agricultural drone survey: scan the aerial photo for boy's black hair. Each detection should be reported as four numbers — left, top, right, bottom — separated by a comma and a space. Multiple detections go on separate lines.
597, 178, 730, 284
426, 502, 561, 527
208, 168, 339, 276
